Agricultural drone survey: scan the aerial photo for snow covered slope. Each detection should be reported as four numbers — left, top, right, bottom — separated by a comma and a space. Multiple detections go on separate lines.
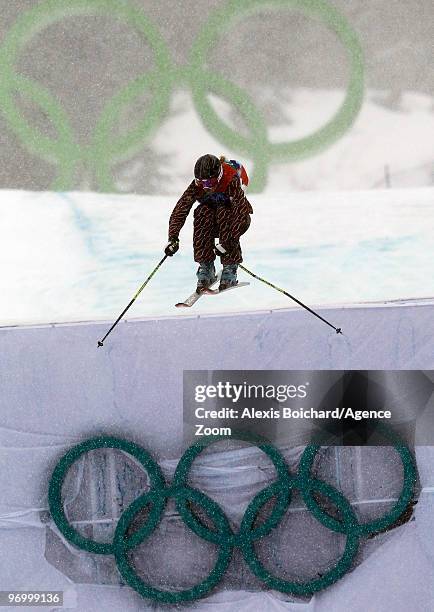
1, 187, 433, 325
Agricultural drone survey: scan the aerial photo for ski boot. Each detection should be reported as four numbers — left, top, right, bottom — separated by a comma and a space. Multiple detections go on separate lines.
196, 261, 217, 293
219, 264, 238, 291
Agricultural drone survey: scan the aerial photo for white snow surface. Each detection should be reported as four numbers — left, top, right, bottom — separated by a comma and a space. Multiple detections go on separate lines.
0, 186, 433, 326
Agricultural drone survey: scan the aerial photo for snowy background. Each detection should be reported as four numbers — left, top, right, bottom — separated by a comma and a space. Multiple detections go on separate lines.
0, 0, 432, 194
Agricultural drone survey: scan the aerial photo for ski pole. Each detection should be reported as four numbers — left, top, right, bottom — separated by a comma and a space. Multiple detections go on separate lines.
239, 264, 342, 334
97, 255, 168, 347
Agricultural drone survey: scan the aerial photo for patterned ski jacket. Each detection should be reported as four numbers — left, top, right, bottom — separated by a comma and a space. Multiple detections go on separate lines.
168, 159, 253, 242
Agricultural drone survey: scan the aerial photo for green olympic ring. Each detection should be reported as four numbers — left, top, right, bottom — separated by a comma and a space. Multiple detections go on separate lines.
48, 436, 166, 555
48, 431, 415, 603
187, 0, 365, 191
114, 485, 233, 603
0, 0, 172, 193
0, 0, 364, 193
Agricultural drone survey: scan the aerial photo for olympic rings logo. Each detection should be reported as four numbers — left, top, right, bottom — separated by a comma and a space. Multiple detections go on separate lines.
0, 0, 364, 193
49, 431, 415, 603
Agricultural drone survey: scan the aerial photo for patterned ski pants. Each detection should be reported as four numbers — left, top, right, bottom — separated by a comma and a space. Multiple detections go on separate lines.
193, 203, 251, 265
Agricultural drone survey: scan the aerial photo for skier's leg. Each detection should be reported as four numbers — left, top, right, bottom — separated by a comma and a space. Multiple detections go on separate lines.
193, 204, 217, 291
216, 205, 250, 265
216, 206, 251, 289
193, 204, 217, 263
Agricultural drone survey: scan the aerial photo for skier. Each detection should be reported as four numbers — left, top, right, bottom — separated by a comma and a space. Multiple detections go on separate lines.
164, 154, 253, 292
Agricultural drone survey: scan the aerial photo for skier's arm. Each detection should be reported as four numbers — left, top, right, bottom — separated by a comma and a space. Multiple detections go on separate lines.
168, 181, 197, 239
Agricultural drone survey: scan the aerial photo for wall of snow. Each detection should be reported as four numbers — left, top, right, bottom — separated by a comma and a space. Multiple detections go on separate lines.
1, 298, 433, 456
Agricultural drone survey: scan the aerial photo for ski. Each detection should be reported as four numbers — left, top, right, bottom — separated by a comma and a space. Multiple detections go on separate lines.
203, 282, 250, 296
175, 274, 221, 308
175, 290, 204, 308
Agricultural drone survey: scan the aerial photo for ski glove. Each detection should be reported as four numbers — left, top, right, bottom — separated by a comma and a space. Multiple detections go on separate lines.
165, 237, 179, 256
214, 242, 227, 255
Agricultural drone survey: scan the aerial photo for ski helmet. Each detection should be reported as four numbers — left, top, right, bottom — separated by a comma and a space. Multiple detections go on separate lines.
194, 154, 221, 180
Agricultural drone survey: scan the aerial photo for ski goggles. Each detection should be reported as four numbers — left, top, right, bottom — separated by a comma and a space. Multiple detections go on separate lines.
195, 166, 223, 188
